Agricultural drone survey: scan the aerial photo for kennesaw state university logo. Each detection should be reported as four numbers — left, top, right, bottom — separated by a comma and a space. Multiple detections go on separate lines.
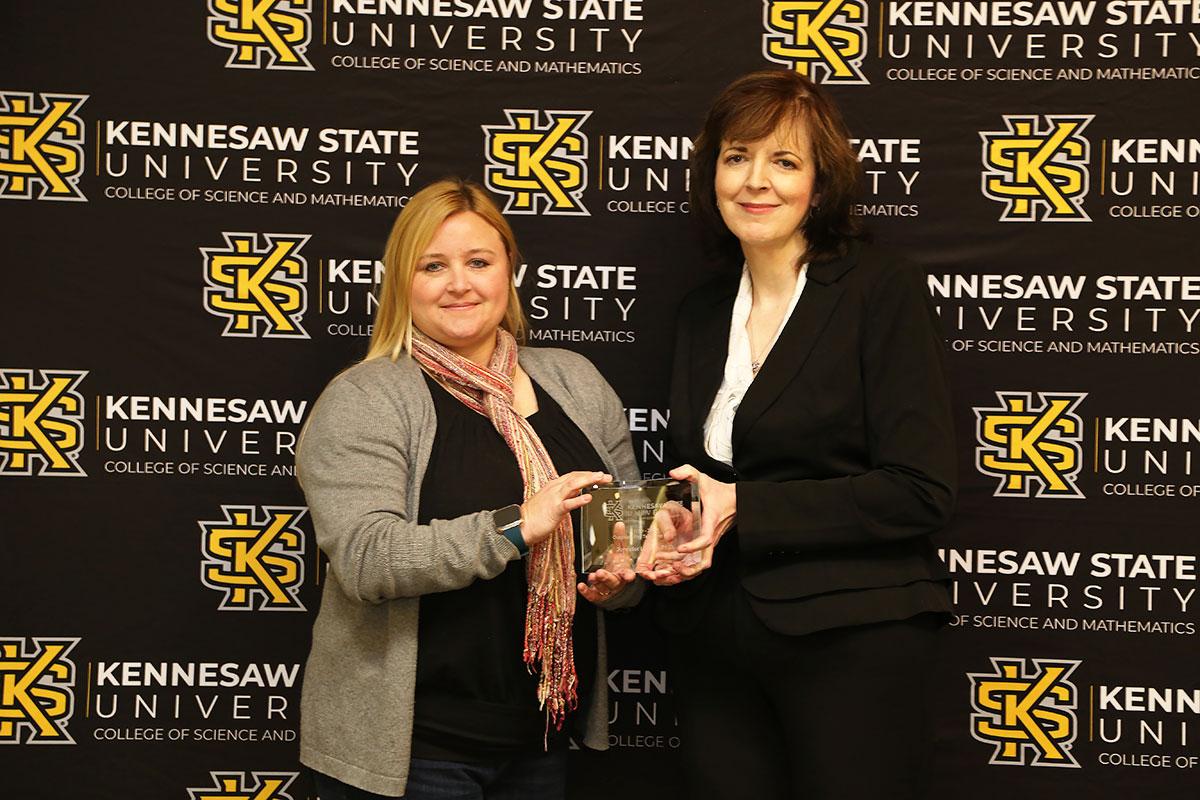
0, 91, 87, 201
980, 115, 1092, 222
202, 233, 310, 339
762, 1, 869, 85
483, 110, 590, 216
187, 771, 299, 800
975, 391, 1085, 499
199, 505, 308, 611
969, 657, 1081, 768
207, 0, 314, 71
602, 497, 624, 521
0, 637, 79, 745
0, 369, 87, 478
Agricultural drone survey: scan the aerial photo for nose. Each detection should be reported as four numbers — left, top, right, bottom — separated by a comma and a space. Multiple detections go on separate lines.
445, 265, 470, 293
746, 156, 769, 191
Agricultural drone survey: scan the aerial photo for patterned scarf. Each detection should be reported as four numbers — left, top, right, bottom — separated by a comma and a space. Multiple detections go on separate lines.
411, 328, 578, 733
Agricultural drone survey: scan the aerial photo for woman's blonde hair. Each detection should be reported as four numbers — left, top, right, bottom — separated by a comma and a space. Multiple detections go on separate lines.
365, 177, 527, 361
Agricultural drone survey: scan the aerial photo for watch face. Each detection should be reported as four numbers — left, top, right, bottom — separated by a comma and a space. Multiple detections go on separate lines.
494, 504, 522, 529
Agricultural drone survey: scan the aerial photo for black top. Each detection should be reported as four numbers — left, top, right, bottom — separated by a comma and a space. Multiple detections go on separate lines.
412, 372, 603, 761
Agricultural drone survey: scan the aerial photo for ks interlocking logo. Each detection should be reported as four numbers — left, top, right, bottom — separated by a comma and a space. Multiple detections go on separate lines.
207, 0, 314, 71
975, 391, 1086, 499
187, 771, 298, 800
199, 505, 308, 611
0, 369, 87, 478
0, 637, 79, 745
980, 115, 1093, 222
202, 233, 310, 339
483, 110, 591, 216
969, 657, 1081, 768
602, 497, 624, 521
0, 91, 87, 201
762, 1, 869, 85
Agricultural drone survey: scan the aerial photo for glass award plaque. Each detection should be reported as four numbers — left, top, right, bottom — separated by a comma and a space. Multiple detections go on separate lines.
578, 479, 700, 573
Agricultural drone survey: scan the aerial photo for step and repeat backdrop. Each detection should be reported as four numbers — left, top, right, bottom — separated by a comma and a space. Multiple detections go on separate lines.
2, 1, 1198, 798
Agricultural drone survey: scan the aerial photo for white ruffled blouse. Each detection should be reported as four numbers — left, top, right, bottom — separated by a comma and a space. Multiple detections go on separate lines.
702, 263, 808, 466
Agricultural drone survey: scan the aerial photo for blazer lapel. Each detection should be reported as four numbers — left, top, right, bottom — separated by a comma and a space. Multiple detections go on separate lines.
731, 243, 860, 455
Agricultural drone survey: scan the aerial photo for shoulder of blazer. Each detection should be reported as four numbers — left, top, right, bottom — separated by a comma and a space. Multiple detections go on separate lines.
806, 238, 865, 285
809, 239, 918, 290
683, 268, 741, 307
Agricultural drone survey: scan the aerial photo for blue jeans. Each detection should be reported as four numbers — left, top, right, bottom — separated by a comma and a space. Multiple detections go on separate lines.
312, 749, 568, 800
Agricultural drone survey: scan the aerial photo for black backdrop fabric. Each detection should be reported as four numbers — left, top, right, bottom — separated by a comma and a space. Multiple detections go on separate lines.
2, 2, 1198, 798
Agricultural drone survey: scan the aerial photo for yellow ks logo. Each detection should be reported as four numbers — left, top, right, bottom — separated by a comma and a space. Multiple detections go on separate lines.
980, 115, 1092, 222
975, 391, 1085, 499
969, 657, 1081, 768
207, 0, 314, 71
187, 771, 299, 800
199, 505, 307, 611
0, 369, 87, 478
762, 1, 869, 84
0, 637, 78, 745
0, 91, 87, 201
483, 110, 590, 216
202, 232, 310, 339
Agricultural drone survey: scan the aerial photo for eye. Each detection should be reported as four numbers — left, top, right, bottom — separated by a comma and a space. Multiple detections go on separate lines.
468, 258, 491, 269
776, 158, 798, 170
420, 261, 444, 273
723, 153, 745, 165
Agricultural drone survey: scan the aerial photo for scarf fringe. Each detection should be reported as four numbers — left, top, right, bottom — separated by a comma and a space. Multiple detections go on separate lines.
523, 516, 580, 731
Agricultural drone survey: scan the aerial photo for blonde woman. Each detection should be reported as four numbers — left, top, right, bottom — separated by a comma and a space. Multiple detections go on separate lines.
297, 178, 640, 799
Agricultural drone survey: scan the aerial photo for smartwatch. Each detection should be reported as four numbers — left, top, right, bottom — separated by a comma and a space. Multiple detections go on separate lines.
492, 504, 528, 556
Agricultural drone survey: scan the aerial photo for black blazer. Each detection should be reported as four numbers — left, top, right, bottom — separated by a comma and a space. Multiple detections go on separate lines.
660, 240, 956, 636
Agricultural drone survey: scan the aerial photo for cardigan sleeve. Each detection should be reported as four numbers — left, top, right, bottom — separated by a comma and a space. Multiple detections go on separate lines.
598, 369, 641, 485
297, 371, 518, 604
735, 258, 957, 557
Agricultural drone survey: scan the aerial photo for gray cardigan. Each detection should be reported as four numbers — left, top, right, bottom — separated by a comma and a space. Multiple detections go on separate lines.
296, 348, 641, 796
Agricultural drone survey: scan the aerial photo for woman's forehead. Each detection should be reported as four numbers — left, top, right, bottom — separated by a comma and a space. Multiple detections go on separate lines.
721, 117, 812, 151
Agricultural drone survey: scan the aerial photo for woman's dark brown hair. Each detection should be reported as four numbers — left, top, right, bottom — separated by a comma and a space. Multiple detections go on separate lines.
690, 70, 863, 265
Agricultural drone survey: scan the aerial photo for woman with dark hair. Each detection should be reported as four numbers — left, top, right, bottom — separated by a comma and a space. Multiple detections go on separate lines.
297, 178, 640, 799
642, 70, 956, 799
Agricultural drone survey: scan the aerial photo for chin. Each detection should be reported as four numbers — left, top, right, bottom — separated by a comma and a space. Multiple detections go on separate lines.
736, 230, 788, 247
442, 330, 485, 348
